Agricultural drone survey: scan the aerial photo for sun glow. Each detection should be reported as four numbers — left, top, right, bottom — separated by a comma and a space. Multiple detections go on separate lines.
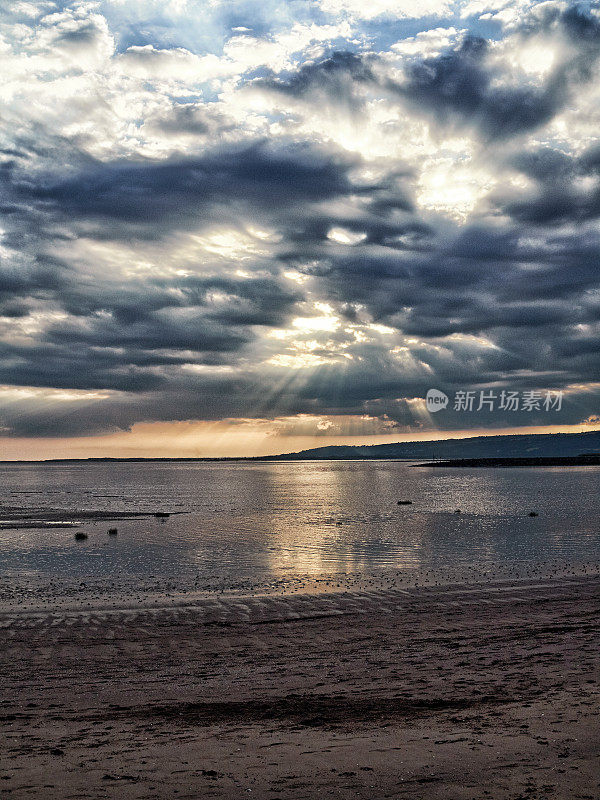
417, 158, 495, 220
292, 314, 340, 333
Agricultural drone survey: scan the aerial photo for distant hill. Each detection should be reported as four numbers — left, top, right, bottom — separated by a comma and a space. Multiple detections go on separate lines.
255, 430, 600, 461
2, 430, 599, 463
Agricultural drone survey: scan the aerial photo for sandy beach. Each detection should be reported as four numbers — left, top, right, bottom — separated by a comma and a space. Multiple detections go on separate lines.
1, 574, 598, 799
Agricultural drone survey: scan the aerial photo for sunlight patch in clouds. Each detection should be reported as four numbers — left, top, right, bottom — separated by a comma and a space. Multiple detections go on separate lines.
327, 227, 367, 245
292, 314, 341, 333
417, 157, 496, 219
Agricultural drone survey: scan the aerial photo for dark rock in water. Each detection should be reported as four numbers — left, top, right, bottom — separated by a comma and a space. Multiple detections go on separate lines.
108, 527, 118, 535
74, 531, 88, 540
454, 509, 461, 513
529, 511, 539, 517
154, 512, 170, 518
397, 500, 413, 505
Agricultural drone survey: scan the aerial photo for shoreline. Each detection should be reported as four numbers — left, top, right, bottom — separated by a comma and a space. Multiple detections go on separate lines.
1, 574, 598, 799
417, 456, 600, 468
2, 561, 598, 614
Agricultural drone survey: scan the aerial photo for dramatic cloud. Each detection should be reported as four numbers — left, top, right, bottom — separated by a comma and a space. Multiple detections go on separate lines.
0, 0, 598, 445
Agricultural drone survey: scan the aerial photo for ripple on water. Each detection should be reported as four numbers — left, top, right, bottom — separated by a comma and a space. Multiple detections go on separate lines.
0, 461, 598, 604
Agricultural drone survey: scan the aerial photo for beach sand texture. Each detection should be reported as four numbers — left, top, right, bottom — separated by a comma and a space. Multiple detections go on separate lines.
1, 575, 598, 799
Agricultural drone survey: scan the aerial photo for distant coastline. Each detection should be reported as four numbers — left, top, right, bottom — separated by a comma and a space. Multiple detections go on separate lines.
416, 455, 600, 468
0, 430, 599, 464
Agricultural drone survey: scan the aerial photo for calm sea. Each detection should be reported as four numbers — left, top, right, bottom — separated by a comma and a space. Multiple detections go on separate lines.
0, 460, 599, 604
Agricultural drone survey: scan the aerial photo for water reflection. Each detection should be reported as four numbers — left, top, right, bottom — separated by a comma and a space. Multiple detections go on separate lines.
0, 461, 598, 590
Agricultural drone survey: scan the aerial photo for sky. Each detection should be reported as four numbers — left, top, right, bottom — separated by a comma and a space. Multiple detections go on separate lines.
0, 0, 599, 458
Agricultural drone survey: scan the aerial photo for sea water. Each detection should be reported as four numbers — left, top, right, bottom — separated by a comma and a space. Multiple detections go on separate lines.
0, 460, 598, 605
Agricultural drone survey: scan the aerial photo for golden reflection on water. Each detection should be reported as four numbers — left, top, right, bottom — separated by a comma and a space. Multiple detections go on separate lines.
258, 462, 424, 578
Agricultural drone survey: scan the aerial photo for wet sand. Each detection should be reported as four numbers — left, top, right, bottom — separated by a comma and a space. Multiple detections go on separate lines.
1, 575, 599, 799
0, 506, 179, 530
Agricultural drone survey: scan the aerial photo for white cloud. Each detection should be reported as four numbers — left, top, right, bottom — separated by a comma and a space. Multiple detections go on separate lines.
390, 27, 461, 58
222, 21, 353, 73
459, 0, 535, 22
319, 0, 454, 21
118, 44, 235, 81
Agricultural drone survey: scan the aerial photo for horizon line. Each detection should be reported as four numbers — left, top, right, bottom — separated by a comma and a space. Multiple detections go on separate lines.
1, 427, 598, 463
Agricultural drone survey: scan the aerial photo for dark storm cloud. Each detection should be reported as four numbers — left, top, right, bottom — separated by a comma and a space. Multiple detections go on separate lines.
279, 210, 425, 250
0, 139, 331, 406
6, 141, 363, 236
395, 35, 565, 140
52, 21, 103, 47
148, 104, 235, 136
260, 51, 374, 107
40, 275, 301, 358
45, 314, 249, 353
395, 6, 600, 141
286, 211, 600, 388
0, 377, 266, 437
0, 270, 302, 399
0, 251, 71, 324
0, 339, 168, 393
0, 140, 316, 413
499, 144, 600, 225
521, 2, 600, 44
0, 257, 65, 298
55, 274, 301, 326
